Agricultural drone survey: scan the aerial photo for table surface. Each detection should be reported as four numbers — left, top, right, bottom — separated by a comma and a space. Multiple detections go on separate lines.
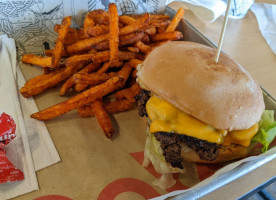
168, 1, 276, 200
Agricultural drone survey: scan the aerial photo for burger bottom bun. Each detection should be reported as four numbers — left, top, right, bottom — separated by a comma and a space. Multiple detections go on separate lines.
180, 144, 252, 163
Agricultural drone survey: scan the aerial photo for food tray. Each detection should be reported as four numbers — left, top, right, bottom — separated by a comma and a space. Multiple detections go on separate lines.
15, 6, 276, 200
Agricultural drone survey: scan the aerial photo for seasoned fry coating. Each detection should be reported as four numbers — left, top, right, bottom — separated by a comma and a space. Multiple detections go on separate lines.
109, 3, 119, 66
20, 7, 185, 139
93, 32, 145, 50
134, 41, 152, 53
20, 60, 89, 98
166, 8, 184, 32
60, 63, 101, 96
83, 14, 95, 37
151, 31, 183, 42
115, 82, 141, 102
31, 76, 123, 121
127, 47, 139, 53
73, 72, 117, 85
91, 100, 114, 138
119, 15, 136, 25
92, 50, 143, 64
128, 59, 143, 69
78, 99, 133, 117
22, 55, 51, 68
52, 16, 71, 68
86, 25, 109, 36
145, 27, 156, 35
66, 34, 110, 55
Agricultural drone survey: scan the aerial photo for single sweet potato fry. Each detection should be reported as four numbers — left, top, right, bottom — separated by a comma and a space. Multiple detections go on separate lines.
88, 48, 98, 54
20, 59, 89, 98
92, 50, 143, 64
60, 62, 101, 95
148, 19, 170, 28
115, 82, 141, 102
129, 59, 143, 69
145, 27, 156, 35
87, 9, 109, 25
127, 47, 139, 53
96, 60, 124, 75
112, 60, 124, 68
119, 15, 136, 25
41, 64, 65, 74
22, 55, 51, 68
151, 31, 183, 42
119, 51, 144, 61
31, 76, 123, 121
109, 3, 119, 66
74, 84, 89, 93
52, 16, 71, 68
66, 33, 110, 55
92, 51, 110, 63
75, 71, 112, 92
77, 28, 89, 40
63, 28, 79, 45
134, 41, 152, 53
119, 32, 144, 46
78, 99, 133, 117
141, 34, 150, 44
149, 40, 169, 48
125, 82, 141, 102
119, 13, 150, 36
73, 72, 117, 85
91, 100, 114, 138
150, 14, 170, 20
59, 77, 75, 96
65, 54, 93, 67
96, 62, 110, 75
83, 14, 95, 37
166, 8, 184, 32
131, 69, 137, 79
157, 27, 165, 33
117, 63, 132, 88
86, 25, 109, 36
54, 24, 79, 45
93, 32, 144, 51
92, 41, 109, 51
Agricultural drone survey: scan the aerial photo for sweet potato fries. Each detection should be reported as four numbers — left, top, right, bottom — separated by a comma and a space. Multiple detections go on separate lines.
20, 5, 185, 138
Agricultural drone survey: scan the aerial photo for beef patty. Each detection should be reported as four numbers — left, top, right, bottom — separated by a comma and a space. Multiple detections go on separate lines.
154, 132, 219, 169
136, 90, 219, 168
135, 89, 150, 117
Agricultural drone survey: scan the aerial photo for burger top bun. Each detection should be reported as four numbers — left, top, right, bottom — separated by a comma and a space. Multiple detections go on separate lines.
137, 41, 265, 131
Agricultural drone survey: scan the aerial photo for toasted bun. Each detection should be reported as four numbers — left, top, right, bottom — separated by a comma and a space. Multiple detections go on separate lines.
137, 41, 264, 131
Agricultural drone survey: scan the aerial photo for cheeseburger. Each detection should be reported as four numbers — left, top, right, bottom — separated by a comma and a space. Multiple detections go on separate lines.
136, 41, 269, 176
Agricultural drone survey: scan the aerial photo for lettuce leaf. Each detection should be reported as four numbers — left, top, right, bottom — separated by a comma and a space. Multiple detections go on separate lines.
252, 110, 276, 152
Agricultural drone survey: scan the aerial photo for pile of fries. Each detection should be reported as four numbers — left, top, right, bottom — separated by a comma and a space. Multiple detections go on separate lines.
20, 4, 185, 139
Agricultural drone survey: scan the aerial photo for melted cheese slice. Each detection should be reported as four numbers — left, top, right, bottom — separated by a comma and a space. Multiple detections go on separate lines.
222, 123, 259, 147
146, 95, 258, 146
